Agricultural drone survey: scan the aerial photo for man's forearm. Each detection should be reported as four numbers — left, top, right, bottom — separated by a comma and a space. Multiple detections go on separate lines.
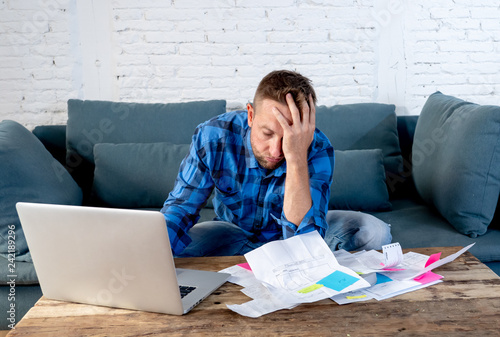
283, 159, 312, 226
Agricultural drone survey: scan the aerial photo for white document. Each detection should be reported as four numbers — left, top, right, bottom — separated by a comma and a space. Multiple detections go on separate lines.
218, 264, 260, 288
376, 252, 429, 281
329, 244, 474, 303
330, 290, 374, 305
226, 282, 298, 318
222, 239, 473, 316
379, 243, 475, 281
408, 243, 475, 279
227, 297, 297, 318
333, 249, 371, 273
220, 264, 297, 318
362, 279, 442, 301
244, 231, 370, 304
357, 250, 387, 271
359, 243, 404, 271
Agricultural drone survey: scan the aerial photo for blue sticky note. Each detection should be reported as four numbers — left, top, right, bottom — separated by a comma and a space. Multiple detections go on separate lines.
317, 270, 359, 292
375, 273, 393, 284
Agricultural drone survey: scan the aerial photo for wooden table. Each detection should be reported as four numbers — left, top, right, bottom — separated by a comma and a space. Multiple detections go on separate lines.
7, 247, 500, 336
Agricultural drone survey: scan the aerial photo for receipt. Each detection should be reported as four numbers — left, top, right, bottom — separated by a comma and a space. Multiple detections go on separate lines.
382, 243, 403, 268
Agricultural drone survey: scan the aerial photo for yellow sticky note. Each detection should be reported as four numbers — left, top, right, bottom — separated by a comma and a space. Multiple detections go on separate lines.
346, 295, 367, 300
298, 284, 324, 294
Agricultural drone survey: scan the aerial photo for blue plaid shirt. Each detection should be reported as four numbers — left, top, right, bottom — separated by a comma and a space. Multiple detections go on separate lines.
161, 110, 334, 255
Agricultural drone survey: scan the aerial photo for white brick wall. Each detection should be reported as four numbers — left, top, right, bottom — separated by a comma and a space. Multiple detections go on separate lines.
1, 0, 499, 128
0, 0, 77, 128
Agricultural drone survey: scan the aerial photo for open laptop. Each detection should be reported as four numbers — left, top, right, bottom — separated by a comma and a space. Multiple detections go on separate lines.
16, 202, 230, 315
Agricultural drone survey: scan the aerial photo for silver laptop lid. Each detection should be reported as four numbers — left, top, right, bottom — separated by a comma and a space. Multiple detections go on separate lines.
16, 202, 186, 315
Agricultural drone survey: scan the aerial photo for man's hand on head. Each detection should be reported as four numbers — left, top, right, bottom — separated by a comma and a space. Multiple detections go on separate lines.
272, 93, 316, 166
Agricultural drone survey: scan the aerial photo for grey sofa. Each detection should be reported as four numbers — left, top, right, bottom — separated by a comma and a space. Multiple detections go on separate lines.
1, 91, 499, 329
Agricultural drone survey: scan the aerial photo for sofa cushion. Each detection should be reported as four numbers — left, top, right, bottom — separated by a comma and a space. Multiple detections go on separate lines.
0, 120, 82, 262
330, 149, 391, 211
67, 99, 226, 165
93, 142, 191, 208
412, 92, 500, 237
374, 199, 500, 263
315, 103, 403, 189
66, 99, 226, 200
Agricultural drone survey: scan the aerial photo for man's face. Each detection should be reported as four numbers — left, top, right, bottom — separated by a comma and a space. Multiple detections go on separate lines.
247, 98, 293, 170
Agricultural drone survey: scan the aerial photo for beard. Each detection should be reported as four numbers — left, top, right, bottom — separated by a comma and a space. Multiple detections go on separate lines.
253, 151, 285, 170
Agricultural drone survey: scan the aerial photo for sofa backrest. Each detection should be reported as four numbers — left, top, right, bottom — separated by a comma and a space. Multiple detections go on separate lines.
34, 102, 419, 207
65, 99, 227, 203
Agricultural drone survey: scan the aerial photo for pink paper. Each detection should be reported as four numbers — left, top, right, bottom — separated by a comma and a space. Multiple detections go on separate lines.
425, 252, 442, 267
414, 271, 443, 284
238, 263, 252, 271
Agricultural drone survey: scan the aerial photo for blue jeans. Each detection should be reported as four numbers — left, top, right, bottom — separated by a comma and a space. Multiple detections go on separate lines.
176, 210, 392, 257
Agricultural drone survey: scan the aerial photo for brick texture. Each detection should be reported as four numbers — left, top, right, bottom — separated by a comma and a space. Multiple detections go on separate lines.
0, 0, 499, 128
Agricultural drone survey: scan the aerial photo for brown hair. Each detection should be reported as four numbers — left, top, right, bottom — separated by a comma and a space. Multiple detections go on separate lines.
253, 70, 317, 113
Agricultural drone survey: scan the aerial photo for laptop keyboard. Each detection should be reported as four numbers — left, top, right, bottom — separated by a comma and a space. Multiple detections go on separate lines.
179, 285, 197, 299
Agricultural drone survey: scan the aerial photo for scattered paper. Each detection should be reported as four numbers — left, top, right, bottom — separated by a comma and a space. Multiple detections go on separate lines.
221, 240, 475, 316
329, 244, 473, 303
360, 243, 405, 271
362, 278, 442, 301
227, 283, 298, 318
224, 231, 370, 317
244, 231, 370, 304
413, 243, 475, 279
220, 264, 296, 317
331, 291, 374, 305
219, 264, 260, 288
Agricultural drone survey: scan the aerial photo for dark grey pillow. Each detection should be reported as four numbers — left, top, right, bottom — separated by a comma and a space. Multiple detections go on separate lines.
330, 149, 391, 211
316, 103, 402, 185
0, 120, 82, 262
412, 92, 500, 237
93, 142, 191, 208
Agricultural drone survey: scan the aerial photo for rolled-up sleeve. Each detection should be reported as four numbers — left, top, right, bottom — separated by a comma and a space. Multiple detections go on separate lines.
161, 131, 214, 255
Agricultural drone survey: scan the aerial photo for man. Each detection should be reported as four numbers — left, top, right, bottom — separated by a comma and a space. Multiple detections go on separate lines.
161, 70, 391, 257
